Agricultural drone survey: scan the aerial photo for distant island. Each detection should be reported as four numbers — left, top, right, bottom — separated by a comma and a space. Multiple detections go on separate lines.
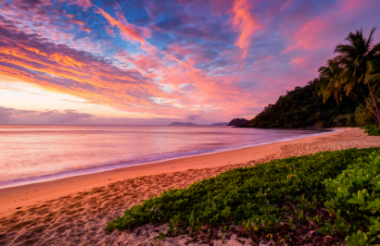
209, 122, 229, 126
228, 118, 249, 127
168, 122, 228, 126
169, 122, 198, 126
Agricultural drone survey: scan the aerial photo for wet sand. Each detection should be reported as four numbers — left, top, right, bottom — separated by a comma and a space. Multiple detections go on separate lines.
0, 128, 379, 245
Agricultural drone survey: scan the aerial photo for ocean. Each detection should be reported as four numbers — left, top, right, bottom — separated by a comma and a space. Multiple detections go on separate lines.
0, 125, 330, 188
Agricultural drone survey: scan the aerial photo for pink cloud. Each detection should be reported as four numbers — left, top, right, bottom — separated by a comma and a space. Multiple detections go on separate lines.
289, 57, 306, 66
96, 7, 151, 44
77, 0, 91, 10
283, 0, 380, 53
1, 0, 380, 124
231, 0, 261, 59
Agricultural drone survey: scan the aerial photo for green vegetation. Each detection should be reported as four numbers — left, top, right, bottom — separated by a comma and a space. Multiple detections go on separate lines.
317, 28, 380, 128
244, 79, 359, 128
361, 125, 380, 136
323, 151, 380, 245
246, 28, 380, 130
105, 147, 380, 245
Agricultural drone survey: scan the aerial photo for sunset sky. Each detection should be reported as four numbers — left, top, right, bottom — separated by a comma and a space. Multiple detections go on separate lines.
1, 0, 380, 125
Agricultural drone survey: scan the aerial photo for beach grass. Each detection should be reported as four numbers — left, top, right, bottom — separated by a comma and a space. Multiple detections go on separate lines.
105, 147, 380, 245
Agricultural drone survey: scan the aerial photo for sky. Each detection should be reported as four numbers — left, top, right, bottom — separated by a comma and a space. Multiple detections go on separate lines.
0, 0, 380, 125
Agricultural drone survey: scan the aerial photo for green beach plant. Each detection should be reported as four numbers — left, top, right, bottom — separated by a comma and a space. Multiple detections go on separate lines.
105, 147, 380, 244
322, 150, 380, 243
361, 125, 380, 136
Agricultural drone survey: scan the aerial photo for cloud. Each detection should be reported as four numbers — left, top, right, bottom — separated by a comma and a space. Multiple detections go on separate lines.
0, 107, 92, 124
283, 0, 380, 54
96, 6, 151, 44
77, 0, 91, 10
155, 17, 183, 30
231, 0, 260, 59
0, 0, 380, 125
180, 84, 198, 93
187, 114, 201, 121
0, 17, 168, 110
0, 106, 180, 125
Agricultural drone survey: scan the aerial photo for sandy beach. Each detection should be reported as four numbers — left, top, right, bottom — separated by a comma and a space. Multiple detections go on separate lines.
1, 127, 380, 245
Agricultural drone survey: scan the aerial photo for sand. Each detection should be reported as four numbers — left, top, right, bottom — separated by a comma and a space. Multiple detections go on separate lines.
0, 127, 379, 245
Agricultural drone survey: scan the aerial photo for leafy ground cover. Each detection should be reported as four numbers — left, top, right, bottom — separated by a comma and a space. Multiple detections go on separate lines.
105, 147, 380, 245
361, 125, 380, 136
323, 150, 380, 245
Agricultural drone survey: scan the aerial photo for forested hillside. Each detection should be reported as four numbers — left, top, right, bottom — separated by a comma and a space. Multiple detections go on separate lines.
244, 79, 372, 128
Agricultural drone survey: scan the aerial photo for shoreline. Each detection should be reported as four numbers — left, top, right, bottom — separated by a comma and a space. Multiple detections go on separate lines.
0, 128, 338, 216
0, 128, 336, 190
1, 127, 380, 246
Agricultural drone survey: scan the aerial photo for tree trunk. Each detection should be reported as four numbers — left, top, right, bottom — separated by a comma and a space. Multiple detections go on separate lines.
359, 86, 378, 120
368, 83, 380, 128
350, 95, 380, 125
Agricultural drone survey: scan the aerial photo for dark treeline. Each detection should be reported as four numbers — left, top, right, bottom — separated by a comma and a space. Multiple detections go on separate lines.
244, 78, 374, 128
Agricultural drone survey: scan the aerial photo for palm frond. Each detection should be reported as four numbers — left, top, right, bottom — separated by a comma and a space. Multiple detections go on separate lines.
365, 59, 380, 84
368, 42, 380, 57
365, 28, 376, 52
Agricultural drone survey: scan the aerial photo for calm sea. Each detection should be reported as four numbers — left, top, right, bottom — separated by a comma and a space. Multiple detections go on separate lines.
0, 125, 330, 188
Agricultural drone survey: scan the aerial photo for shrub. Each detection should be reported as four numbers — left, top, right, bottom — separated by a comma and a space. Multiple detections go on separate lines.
361, 125, 380, 136
105, 147, 379, 243
323, 151, 380, 245
355, 106, 376, 126
333, 114, 356, 127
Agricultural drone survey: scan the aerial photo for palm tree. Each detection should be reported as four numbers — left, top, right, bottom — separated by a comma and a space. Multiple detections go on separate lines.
319, 28, 380, 127
317, 58, 378, 125
317, 59, 345, 104
365, 58, 380, 90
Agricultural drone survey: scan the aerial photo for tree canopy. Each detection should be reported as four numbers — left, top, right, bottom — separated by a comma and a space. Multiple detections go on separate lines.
245, 79, 360, 128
